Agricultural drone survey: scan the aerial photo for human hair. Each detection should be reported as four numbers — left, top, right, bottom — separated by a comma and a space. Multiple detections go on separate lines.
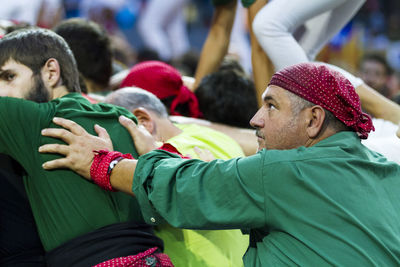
360, 53, 392, 76
53, 18, 112, 90
195, 69, 258, 128
105, 87, 169, 118
171, 50, 199, 77
219, 56, 245, 74
285, 90, 349, 132
136, 48, 161, 63
5, 22, 34, 34
0, 28, 80, 93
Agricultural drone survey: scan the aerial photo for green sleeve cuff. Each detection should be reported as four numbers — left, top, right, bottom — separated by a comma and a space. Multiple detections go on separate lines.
132, 150, 181, 225
132, 156, 164, 225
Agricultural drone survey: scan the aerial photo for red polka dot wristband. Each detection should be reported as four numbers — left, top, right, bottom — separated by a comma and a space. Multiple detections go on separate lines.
90, 150, 134, 191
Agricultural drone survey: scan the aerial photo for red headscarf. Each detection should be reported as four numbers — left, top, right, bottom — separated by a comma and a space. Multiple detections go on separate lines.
269, 62, 374, 139
120, 61, 202, 118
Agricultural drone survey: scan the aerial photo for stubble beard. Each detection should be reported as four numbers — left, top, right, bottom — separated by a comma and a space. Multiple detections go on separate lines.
26, 74, 51, 103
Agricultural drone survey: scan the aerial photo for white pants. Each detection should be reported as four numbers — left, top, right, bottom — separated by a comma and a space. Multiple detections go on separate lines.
252, 0, 365, 71
138, 0, 190, 60
229, 1, 252, 73
0, 0, 43, 25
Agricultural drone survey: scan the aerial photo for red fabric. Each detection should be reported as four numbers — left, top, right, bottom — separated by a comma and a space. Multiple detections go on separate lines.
90, 150, 134, 191
120, 61, 202, 118
269, 63, 374, 139
81, 93, 99, 104
93, 247, 174, 267
157, 143, 191, 159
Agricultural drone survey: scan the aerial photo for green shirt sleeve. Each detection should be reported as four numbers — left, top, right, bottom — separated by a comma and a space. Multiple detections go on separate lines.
0, 97, 51, 168
133, 149, 267, 229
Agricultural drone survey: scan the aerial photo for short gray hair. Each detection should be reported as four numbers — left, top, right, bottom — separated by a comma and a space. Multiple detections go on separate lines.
105, 87, 169, 118
285, 90, 349, 132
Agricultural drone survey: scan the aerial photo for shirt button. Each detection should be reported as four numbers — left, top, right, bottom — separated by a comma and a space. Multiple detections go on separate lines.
150, 217, 156, 223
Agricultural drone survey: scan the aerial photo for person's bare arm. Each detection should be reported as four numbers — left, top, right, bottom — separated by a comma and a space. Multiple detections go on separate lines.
193, 1, 237, 90
355, 83, 400, 125
170, 116, 258, 156
248, 0, 271, 106
108, 159, 136, 196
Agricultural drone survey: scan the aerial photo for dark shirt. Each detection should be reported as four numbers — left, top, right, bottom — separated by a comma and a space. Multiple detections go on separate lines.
0, 154, 45, 266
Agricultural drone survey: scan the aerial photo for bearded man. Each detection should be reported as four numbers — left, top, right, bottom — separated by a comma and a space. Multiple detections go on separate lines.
0, 28, 171, 266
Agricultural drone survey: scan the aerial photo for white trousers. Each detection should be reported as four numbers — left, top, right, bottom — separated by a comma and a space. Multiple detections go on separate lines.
229, 1, 252, 73
252, 0, 365, 71
138, 0, 190, 60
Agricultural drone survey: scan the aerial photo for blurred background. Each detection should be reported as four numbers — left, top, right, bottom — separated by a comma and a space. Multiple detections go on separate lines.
0, 0, 399, 101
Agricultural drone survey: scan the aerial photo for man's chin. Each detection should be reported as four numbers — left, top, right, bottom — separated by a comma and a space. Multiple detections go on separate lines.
257, 139, 266, 151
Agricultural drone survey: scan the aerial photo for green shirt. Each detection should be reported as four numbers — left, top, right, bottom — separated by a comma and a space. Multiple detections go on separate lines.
157, 123, 247, 267
133, 132, 400, 266
0, 93, 144, 251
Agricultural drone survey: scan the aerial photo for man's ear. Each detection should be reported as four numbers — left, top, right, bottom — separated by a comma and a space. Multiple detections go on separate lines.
305, 105, 326, 139
132, 107, 155, 134
41, 58, 61, 88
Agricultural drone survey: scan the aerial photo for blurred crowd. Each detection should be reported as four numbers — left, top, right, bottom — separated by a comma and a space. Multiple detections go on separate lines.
0, 0, 399, 104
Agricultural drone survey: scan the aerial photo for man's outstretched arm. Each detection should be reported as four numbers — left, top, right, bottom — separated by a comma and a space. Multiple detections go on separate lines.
39, 116, 267, 229
39, 116, 158, 196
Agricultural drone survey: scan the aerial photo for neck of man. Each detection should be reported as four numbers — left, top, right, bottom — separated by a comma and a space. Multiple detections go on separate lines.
305, 127, 342, 147
155, 117, 183, 142
52, 85, 71, 100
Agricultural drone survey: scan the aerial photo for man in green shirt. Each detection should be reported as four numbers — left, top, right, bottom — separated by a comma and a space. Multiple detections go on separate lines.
105, 87, 248, 266
41, 63, 400, 266
0, 29, 168, 266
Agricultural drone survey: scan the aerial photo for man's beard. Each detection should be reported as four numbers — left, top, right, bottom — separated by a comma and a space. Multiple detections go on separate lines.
26, 75, 50, 103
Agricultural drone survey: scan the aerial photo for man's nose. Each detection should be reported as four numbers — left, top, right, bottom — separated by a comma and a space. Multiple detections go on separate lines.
249, 109, 264, 128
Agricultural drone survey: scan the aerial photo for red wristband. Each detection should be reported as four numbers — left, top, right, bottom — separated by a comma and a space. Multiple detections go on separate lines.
90, 150, 134, 191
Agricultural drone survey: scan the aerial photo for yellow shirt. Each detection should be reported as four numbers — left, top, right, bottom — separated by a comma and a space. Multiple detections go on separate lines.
155, 123, 247, 267
169, 123, 244, 160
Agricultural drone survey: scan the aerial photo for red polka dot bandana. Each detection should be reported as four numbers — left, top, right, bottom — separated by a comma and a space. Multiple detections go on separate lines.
94, 247, 174, 267
269, 62, 374, 139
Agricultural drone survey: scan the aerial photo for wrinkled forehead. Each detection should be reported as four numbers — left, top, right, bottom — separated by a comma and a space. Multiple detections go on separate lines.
261, 85, 287, 101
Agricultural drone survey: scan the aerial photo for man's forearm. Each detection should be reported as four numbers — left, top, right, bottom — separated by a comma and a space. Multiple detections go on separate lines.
356, 83, 400, 124
248, 0, 270, 107
110, 159, 137, 196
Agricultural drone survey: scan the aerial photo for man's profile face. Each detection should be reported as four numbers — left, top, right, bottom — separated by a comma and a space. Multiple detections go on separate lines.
0, 59, 50, 102
250, 85, 307, 151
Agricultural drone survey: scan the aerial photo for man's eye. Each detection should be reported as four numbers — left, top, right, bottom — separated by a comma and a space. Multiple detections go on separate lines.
267, 103, 276, 110
6, 74, 15, 81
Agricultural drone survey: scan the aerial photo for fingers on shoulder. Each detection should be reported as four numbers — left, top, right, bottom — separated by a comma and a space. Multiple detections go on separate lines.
39, 144, 69, 155
53, 117, 86, 135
